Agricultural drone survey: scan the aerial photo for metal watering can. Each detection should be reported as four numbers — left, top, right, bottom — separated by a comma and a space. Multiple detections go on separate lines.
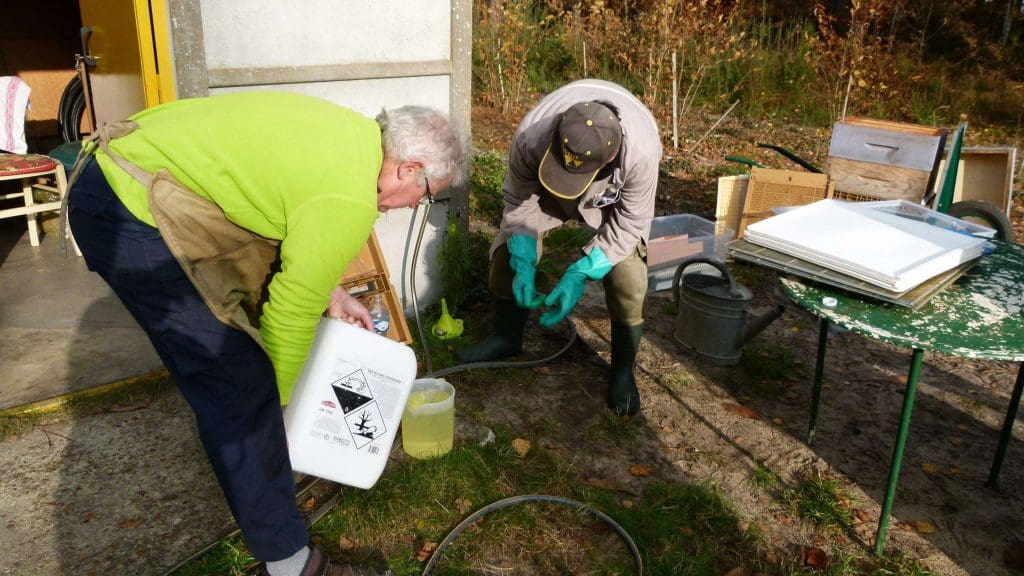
671, 258, 785, 366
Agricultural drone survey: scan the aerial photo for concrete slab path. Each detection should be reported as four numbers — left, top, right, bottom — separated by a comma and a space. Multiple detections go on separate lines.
0, 387, 233, 576
0, 218, 163, 410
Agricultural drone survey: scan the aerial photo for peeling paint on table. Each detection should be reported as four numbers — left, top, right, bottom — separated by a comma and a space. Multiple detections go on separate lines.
781, 241, 1024, 361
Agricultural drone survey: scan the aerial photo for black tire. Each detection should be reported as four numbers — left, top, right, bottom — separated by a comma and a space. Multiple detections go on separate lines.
57, 75, 86, 143
948, 200, 1015, 243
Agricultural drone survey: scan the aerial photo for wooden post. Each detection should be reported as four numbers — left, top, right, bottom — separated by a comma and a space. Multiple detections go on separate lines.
672, 51, 678, 149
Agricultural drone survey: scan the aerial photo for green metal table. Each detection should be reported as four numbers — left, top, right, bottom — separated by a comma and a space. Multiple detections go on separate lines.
780, 240, 1024, 556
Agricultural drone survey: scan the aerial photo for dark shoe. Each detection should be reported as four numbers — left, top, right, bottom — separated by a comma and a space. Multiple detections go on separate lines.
454, 297, 529, 363
607, 322, 643, 416
260, 544, 393, 576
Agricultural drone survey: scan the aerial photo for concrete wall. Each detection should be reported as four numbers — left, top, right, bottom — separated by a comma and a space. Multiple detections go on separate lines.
167, 0, 472, 313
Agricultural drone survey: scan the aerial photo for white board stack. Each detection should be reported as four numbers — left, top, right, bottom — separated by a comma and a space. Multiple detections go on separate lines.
744, 199, 987, 292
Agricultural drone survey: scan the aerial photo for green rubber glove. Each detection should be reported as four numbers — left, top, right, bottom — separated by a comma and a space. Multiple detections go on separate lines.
539, 247, 613, 327
507, 234, 542, 309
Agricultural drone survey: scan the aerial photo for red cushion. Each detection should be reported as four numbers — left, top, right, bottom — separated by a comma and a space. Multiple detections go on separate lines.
0, 153, 58, 176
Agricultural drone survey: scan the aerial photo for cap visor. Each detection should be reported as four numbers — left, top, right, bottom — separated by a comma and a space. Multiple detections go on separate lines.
538, 145, 599, 200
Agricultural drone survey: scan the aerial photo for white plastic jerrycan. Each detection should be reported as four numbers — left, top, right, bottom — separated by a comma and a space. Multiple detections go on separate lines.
283, 317, 417, 489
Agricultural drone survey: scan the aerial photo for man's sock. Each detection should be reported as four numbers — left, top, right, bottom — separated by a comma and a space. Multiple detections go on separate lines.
265, 545, 311, 576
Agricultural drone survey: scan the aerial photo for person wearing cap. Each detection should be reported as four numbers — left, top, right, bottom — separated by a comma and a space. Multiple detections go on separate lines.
457, 79, 661, 416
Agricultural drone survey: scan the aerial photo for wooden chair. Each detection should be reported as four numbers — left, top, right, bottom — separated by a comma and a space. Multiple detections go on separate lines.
0, 153, 80, 253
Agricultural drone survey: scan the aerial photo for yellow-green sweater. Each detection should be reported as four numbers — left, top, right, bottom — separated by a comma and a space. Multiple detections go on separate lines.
95, 91, 381, 404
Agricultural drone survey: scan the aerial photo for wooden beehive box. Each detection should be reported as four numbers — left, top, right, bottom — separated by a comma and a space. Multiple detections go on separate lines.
736, 168, 831, 238
933, 146, 1017, 215
827, 117, 947, 203
339, 231, 411, 344
715, 173, 749, 238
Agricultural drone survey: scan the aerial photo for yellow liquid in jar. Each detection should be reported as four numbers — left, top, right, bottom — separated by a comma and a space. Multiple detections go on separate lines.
402, 389, 454, 459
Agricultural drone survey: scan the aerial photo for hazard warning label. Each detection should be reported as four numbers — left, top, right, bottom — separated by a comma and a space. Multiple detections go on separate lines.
331, 369, 374, 413
330, 369, 387, 450
344, 403, 386, 449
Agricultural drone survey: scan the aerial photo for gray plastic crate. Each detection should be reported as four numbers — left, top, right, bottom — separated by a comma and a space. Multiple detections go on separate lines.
647, 214, 734, 292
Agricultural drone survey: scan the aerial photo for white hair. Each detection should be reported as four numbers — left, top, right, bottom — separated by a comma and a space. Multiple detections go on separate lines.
376, 106, 470, 188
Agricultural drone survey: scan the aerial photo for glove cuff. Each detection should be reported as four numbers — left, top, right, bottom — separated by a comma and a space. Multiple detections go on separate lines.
570, 246, 613, 281
507, 234, 538, 268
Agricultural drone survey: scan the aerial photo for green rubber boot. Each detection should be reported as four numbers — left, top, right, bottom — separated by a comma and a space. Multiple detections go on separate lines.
455, 298, 529, 363
608, 322, 643, 416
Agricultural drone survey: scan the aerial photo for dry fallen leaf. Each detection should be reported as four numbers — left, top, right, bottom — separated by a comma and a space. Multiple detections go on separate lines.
338, 536, 357, 552
629, 464, 653, 477
511, 438, 531, 457
621, 498, 635, 509
80, 512, 97, 523
948, 466, 961, 476
118, 518, 144, 530
853, 508, 873, 523
801, 546, 828, 569
531, 366, 552, 374
586, 477, 638, 495
724, 567, 752, 576
915, 520, 937, 534
300, 497, 316, 511
950, 436, 964, 446
772, 417, 784, 426
416, 541, 438, 562
724, 403, 760, 420
457, 498, 474, 515
897, 521, 915, 532
680, 527, 694, 537
775, 513, 794, 526
921, 462, 940, 475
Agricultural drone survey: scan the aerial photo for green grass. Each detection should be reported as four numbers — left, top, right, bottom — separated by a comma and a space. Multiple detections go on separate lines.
174, 435, 773, 575
783, 473, 854, 535
751, 460, 780, 491
468, 151, 506, 228
535, 224, 593, 288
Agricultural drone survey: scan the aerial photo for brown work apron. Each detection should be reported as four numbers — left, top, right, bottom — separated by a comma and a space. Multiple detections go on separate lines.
61, 121, 280, 347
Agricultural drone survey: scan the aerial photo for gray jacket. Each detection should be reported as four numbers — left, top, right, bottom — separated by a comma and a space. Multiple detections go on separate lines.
494, 79, 662, 265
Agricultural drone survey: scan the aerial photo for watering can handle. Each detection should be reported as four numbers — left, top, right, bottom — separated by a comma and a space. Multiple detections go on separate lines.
672, 257, 741, 308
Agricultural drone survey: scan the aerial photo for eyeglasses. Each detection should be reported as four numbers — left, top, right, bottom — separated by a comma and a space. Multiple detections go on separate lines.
417, 173, 434, 206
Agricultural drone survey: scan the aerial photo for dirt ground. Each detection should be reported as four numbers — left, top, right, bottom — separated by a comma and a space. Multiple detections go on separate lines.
459, 104, 1024, 574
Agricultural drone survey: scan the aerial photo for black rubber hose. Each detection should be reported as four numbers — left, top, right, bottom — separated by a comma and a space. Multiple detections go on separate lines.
421, 494, 643, 575
57, 75, 85, 143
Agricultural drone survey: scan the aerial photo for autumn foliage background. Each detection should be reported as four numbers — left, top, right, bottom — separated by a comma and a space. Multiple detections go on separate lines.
473, 0, 1024, 134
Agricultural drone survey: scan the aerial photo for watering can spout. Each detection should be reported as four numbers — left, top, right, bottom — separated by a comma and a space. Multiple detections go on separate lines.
738, 304, 785, 347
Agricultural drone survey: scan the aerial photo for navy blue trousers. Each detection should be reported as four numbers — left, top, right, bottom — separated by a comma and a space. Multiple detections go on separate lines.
67, 159, 308, 561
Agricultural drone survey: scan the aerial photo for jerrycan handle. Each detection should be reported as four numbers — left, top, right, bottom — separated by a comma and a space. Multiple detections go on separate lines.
672, 257, 741, 308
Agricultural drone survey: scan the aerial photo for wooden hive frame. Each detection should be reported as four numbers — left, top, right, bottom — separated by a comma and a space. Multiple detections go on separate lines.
339, 231, 412, 344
